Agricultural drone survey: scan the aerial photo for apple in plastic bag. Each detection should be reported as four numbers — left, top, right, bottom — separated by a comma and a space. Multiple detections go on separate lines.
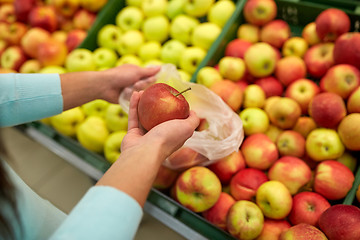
137, 83, 191, 131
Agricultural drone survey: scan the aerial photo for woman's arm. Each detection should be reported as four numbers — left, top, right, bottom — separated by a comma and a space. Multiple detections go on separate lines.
60, 65, 160, 111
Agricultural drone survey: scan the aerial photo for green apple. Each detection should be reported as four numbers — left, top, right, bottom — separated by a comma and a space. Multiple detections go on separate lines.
166, 0, 186, 19
177, 69, 191, 82
97, 24, 123, 50
104, 130, 127, 164
82, 99, 111, 118
218, 56, 246, 81
142, 15, 170, 43
227, 200, 264, 240
306, 128, 345, 161
256, 181, 293, 220
179, 46, 207, 74
115, 6, 144, 31
141, 0, 168, 17
196, 66, 223, 88
337, 151, 357, 172
50, 107, 85, 138
117, 30, 145, 56
76, 116, 109, 153
65, 48, 96, 72
244, 42, 278, 78
237, 23, 260, 43
191, 22, 221, 51
138, 41, 162, 62
160, 39, 186, 67
143, 59, 163, 67
170, 14, 200, 45
208, 0, 236, 27
93, 47, 118, 69
184, 0, 215, 18
125, 0, 141, 7
240, 107, 269, 136
105, 104, 128, 132
115, 54, 142, 66
243, 84, 266, 108
39, 65, 67, 74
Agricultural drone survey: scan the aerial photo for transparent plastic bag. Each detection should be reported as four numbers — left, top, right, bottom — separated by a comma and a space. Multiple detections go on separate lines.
119, 64, 244, 170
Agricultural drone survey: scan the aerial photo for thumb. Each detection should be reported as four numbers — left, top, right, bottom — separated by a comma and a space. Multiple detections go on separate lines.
139, 65, 161, 79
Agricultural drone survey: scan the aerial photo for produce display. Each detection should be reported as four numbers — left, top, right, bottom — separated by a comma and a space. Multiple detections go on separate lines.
0, 0, 108, 73
3, 0, 360, 239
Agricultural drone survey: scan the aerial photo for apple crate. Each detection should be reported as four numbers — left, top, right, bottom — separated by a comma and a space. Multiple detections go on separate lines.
192, 0, 360, 206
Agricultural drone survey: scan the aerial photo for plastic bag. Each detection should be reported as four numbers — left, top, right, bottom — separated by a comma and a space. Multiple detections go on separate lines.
119, 64, 244, 170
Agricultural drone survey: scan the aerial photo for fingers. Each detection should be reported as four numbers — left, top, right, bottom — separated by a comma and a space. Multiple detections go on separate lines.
139, 65, 161, 79
133, 76, 156, 91
127, 91, 141, 131
187, 110, 200, 130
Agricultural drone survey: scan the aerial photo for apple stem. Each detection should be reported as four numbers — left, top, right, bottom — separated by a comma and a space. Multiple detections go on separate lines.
175, 87, 191, 97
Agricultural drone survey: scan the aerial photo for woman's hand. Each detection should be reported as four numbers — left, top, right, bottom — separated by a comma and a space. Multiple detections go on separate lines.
121, 91, 200, 161
100, 64, 160, 104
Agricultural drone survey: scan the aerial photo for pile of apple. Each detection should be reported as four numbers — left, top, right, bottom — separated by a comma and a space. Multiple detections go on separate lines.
40, 0, 237, 164
151, 0, 360, 239
0, 0, 107, 74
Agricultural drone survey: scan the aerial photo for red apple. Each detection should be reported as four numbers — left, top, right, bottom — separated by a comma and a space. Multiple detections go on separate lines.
266, 97, 302, 130
175, 166, 222, 213
315, 8, 350, 42
285, 78, 320, 115
280, 223, 327, 240
224, 38, 252, 59
275, 56, 307, 87
14, 0, 37, 23
28, 6, 58, 33
308, 92, 347, 129
240, 133, 279, 170
289, 191, 331, 226
21, 27, 51, 59
210, 80, 243, 112
338, 113, 360, 151
255, 76, 284, 97
314, 160, 355, 200
73, 9, 96, 31
0, 3, 16, 23
304, 42, 335, 79
37, 39, 68, 67
229, 167, 268, 201
260, 19, 291, 49
243, 0, 277, 26
0, 46, 27, 71
256, 219, 291, 240
276, 131, 306, 158
52, 0, 81, 17
207, 151, 246, 185
320, 64, 360, 99
152, 165, 179, 190
0, 40, 7, 59
3, 22, 28, 46
347, 86, 360, 113
333, 32, 360, 69
166, 147, 208, 171
268, 156, 312, 195
65, 29, 87, 52
319, 204, 360, 240
137, 83, 190, 131
292, 116, 317, 138
202, 192, 235, 230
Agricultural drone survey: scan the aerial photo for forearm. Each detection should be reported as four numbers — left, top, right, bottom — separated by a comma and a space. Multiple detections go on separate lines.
96, 142, 166, 207
60, 71, 105, 111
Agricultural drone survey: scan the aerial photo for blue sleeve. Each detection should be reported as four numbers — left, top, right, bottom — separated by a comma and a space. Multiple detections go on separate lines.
0, 73, 63, 127
50, 186, 143, 240
4, 161, 67, 240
